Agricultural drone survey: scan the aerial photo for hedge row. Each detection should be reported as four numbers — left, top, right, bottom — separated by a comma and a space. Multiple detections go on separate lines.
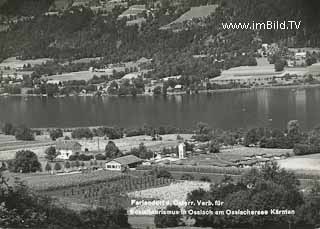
293, 144, 320, 156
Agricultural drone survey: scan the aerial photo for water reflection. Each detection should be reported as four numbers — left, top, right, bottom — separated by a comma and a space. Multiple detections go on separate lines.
0, 87, 320, 130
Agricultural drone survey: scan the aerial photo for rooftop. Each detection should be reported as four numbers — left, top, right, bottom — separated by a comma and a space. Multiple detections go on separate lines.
109, 155, 143, 165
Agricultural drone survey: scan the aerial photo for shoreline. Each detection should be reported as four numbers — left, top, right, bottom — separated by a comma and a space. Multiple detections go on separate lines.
1, 83, 320, 98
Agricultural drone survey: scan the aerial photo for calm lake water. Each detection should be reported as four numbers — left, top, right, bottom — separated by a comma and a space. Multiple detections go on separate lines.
1, 87, 320, 130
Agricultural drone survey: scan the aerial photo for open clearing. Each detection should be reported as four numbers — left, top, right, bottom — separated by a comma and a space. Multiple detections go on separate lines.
77, 134, 193, 153
278, 154, 320, 171
0, 57, 52, 69
43, 70, 107, 82
0, 134, 54, 160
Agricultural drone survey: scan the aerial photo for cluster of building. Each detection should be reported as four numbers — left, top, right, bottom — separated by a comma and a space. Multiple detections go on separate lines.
53, 139, 187, 172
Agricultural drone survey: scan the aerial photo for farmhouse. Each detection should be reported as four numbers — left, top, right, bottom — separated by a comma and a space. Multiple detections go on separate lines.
105, 155, 143, 171
56, 140, 82, 160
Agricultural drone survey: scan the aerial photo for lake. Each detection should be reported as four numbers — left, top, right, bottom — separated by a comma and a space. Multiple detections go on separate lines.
1, 87, 320, 130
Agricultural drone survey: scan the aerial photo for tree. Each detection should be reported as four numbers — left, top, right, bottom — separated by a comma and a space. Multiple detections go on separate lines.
274, 59, 286, 72
2, 122, 15, 135
49, 129, 63, 141
65, 161, 71, 169
45, 146, 58, 161
54, 162, 61, 171
15, 126, 35, 141
153, 86, 162, 95
129, 143, 153, 159
154, 205, 183, 228
209, 140, 220, 153
0, 169, 131, 228
105, 141, 122, 159
287, 120, 302, 146
10, 150, 41, 173
185, 162, 317, 228
45, 163, 52, 172
71, 128, 93, 139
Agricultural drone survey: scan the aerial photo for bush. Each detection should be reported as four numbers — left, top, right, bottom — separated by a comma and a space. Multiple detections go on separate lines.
15, 126, 35, 141
200, 176, 211, 182
49, 129, 63, 140
69, 155, 78, 161
78, 154, 94, 161
150, 168, 173, 179
180, 174, 194, 180
293, 144, 320, 155
209, 140, 220, 153
71, 128, 93, 139
54, 162, 62, 171
154, 205, 183, 228
95, 154, 107, 160
2, 122, 15, 135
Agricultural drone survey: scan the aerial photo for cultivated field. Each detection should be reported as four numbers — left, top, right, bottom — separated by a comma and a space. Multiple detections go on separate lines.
6, 169, 123, 191
0, 134, 54, 160
278, 154, 320, 171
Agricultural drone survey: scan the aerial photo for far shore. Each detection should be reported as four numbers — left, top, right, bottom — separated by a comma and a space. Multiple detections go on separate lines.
1, 83, 320, 99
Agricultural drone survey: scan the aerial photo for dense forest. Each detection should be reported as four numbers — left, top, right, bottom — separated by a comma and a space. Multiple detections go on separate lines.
0, 0, 320, 79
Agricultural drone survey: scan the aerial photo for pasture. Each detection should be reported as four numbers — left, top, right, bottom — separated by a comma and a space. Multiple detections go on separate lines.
0, 57, 52, 69
0, 134, 54, 160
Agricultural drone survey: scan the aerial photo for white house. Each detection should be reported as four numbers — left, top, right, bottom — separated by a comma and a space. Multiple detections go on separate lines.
178, 142, 186, 159
295, 52, 307, 60
105, 155, 143, 171
56, 140, 82, 160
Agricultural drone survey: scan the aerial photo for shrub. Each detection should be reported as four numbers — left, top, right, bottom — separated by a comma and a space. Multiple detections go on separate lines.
78, 154, 94, 161
200, 176, 211, 182
49, 129, 63, 140
180, 174, 194, 180
293, 144, 320, 156
154, 205, 183, 228
71, 128, 93, 139
54, 162, 62, 171
95, 154, 107, 160
69, 155, 78, 161
15, 126, 35, 141
2, 122, 15, 135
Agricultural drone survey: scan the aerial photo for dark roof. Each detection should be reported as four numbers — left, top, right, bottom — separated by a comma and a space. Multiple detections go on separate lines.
56, 140, 82, 150
108, 155, 143, 165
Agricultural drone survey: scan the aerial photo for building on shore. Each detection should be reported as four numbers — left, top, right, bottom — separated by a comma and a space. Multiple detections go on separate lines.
105, 155, 143, 171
